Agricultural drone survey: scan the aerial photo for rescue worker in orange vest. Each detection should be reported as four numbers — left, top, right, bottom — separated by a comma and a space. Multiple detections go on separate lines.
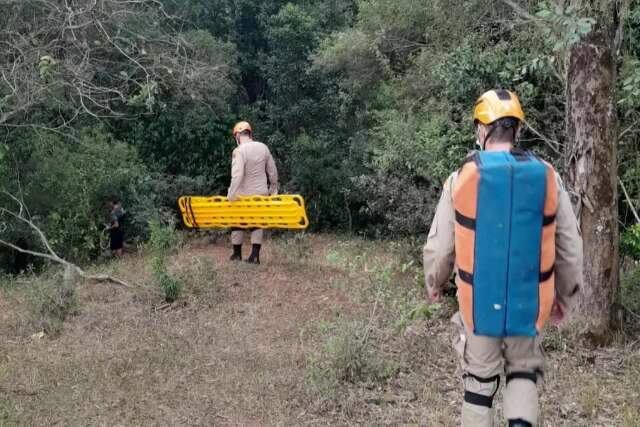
423, 90, 583, 427
228, 121, 279, 264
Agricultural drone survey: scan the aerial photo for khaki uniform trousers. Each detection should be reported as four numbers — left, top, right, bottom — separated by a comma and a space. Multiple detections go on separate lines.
231, 228, 263, 245
452, 312, 544, 427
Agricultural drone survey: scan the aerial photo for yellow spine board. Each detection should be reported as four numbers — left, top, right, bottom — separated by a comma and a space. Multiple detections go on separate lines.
178, 195, 309, 230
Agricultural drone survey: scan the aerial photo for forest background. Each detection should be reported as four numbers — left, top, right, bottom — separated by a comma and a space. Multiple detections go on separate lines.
1, 0, 639, 334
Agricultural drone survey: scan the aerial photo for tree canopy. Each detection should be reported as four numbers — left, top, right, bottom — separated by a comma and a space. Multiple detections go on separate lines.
0, 0, 639, 330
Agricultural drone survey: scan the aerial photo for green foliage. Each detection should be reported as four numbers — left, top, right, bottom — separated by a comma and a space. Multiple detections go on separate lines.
286, 133, 360, 229
371, 111, 467, 184
621, 266, 640, 324
125, 103, 234, 180
396, 300, 441, 333
306, 321, 398, 397
26, 269, 79, 337
0, 127, 148, 262
1, 0, 638, 265
147, 219, 181, 256
128, 81, 159, 111
619, 58, 640, 113
312, 29, 389, 92
37, 56, 57, 83
622, 224, 640, 261
537, 2, 596, 51
0, 398, 10, 426
151, 255, 182, 303
147, 219, 182, 302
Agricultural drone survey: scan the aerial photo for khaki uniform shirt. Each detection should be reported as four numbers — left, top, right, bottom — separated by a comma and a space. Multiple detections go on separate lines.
423, 166, 583, 308
228, 140, 278, 201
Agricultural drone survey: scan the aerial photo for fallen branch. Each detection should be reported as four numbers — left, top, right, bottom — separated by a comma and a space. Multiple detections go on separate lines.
0, 386, 39, 396
0, 193, 134, 289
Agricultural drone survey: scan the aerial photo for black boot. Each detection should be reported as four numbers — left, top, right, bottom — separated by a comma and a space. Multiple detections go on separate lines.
508, 420, 533, 427
246, 244, 261, 264
230, 245, 242, 261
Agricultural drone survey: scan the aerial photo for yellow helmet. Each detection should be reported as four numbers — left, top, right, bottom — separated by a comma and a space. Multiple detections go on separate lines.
232, 121, 252, 137
473, 90, 525, 125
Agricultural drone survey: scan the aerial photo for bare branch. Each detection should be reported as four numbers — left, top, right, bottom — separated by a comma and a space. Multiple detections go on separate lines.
619, 177, 640, 224
501, 0, 539, 21
619, 118, 640, 142
0, 0, 234, 127
0, 193, 133, 289
525, 121, 563, 155
2, 192, 61, 259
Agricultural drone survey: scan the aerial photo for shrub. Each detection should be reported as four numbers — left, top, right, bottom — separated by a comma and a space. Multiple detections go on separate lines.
621, 266, 640, 320
306, 321, 398, 398
151, 256, 182, 303
26, 267, 79, 337
147, 218, 182, 256
353, 173, 437, 236
621, 224, 640, 261
0, 126, 149, 263
147, 219, 182, 302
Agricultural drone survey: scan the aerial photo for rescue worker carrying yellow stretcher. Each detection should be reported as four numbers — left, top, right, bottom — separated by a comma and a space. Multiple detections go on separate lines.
423, 89, 583, 427
227, 121, 279, 264
178, 121, 309, 264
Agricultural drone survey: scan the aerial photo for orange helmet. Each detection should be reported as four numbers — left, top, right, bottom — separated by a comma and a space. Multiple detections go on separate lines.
232, 121, 252, 137
473, 89, 525, 125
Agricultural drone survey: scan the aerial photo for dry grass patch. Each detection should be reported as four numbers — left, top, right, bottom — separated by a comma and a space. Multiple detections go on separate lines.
0, 234, 638, 426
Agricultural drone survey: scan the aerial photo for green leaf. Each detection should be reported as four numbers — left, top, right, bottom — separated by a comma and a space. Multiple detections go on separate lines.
537, 9, 552, 19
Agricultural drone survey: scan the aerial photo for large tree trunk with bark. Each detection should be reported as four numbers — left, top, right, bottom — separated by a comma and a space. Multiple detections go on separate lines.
564, 9, 620, 340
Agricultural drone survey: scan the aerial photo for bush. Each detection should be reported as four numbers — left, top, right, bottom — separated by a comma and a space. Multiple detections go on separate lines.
147, 218, 182, 256
306, 321, 398, 398
351, 111, 470, 236
353, 173, 437, 236
621, 266, 640, 319
26, 267, 79, 337
147, 219, 182, 302
622, 224, 640, 261
151, 256, 182, 303
0, 126, 149, 263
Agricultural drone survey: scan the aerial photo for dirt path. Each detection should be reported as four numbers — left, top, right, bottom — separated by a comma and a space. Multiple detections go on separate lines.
1, 236, 639, 426
0, 238, 355, 426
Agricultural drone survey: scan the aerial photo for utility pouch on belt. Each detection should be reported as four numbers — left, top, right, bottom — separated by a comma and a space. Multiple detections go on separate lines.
453, 151, 558, 337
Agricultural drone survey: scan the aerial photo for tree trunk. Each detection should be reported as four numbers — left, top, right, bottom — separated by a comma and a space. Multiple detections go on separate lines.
564, 13, 619, 340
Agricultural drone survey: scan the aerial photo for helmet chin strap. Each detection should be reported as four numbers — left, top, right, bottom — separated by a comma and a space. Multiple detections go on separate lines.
476, 126, 493, 151
477, 123, 518, 151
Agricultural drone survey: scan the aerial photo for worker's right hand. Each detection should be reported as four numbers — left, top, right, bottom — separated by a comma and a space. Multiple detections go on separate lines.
428, 287, 442, 304
550, 300, 566, 326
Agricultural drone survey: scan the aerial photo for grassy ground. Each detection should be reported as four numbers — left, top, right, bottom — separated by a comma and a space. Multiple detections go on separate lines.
0, 233, 639, 426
